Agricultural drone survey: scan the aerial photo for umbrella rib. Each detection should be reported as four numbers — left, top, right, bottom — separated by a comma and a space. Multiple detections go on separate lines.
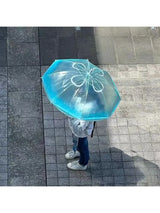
54, 83, 73, 99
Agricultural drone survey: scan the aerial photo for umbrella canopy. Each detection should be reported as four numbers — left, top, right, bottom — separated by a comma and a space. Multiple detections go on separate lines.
42, 59, 121, 121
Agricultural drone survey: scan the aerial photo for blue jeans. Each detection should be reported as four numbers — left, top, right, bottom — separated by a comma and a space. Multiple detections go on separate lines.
72, 134, 89, 166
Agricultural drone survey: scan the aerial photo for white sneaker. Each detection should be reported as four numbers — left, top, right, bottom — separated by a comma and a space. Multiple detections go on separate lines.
67, 160, 87, 170
65, 150, 80, 160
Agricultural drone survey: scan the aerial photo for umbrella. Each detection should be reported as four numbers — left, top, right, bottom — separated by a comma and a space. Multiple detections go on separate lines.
42, 59, 121, 121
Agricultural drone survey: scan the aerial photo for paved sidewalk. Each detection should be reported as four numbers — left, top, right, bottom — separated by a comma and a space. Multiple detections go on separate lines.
0, 27, 160, 186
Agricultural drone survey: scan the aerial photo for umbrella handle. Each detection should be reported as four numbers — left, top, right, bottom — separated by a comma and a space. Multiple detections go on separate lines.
91, 121, 96, 138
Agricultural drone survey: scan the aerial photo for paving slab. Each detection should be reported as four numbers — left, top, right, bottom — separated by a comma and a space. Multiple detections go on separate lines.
114, 36, 136, 64
152, 36, 160, 63
130, 27, 151, 36
76, 36, 98, 64
39, 27, 58, 38
8, 66, 40, 92
7, 27, 38, 42
0, 27, 7, 39
94, 27, 113, 37
76, 27, 94, 37
39, 38, 57, 65
8, 175, 46, 186
112, 27, 131, 37
39, 27, 75, 38
133, 36, 154, 63
0, 40, 7, 66
58, 36, 77, 59
57, 27, 75, 37
8, 41, 39, 66
94, 36, 117, 64
8, 91, 42, 118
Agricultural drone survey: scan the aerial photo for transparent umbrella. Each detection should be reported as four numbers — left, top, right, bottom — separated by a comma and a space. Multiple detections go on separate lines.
42, 59, 121, 121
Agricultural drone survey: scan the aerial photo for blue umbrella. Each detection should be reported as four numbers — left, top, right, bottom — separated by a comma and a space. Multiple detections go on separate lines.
42, 59, 121, 121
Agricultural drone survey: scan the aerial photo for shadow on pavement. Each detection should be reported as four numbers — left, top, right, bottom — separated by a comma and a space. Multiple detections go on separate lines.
89, 146, 160, 186
39, 27, 98, 65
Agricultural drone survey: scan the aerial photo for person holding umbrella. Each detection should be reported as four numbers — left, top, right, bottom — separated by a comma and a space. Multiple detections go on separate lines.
42, 59, 121, 171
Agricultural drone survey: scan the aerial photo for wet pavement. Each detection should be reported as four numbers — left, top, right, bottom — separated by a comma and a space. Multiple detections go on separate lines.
0, 27, 160, 186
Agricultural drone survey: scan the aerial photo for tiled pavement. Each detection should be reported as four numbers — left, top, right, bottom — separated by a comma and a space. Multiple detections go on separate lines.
0, 27, 160, 186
